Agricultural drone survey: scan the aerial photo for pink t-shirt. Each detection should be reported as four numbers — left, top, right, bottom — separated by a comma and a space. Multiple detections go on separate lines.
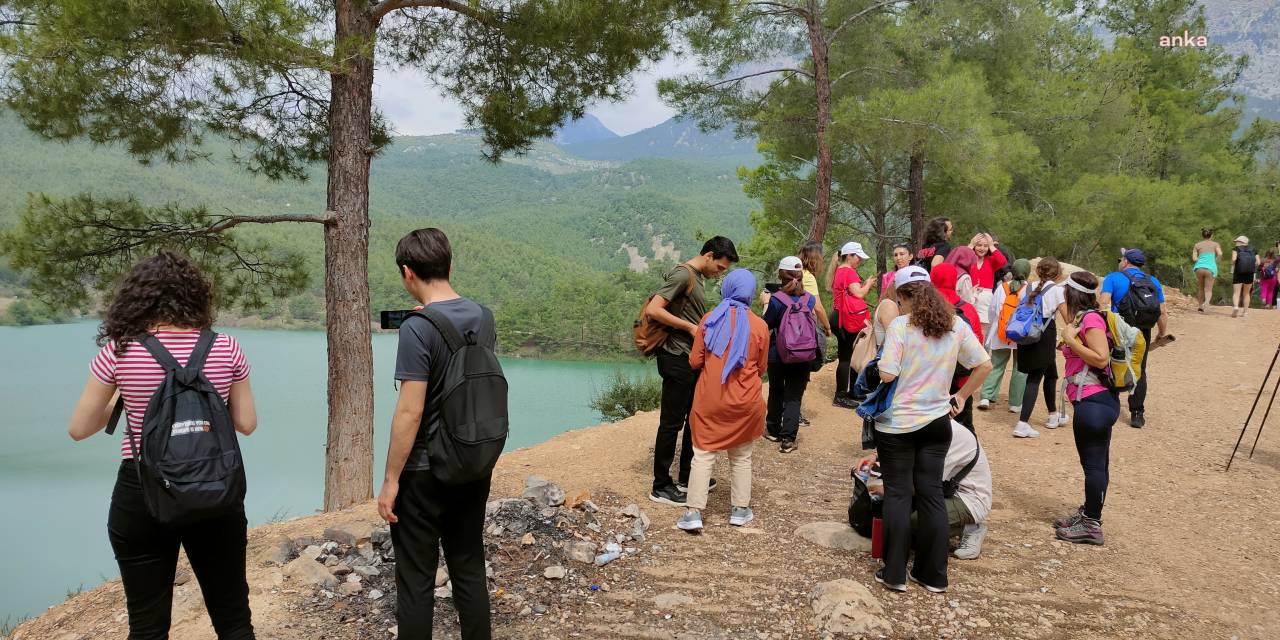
90, 330, 251, 459
1062, 312, 1108, 401
832, 266, 869, 333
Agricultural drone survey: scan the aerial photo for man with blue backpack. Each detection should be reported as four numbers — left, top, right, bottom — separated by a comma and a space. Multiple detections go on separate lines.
1100, 248, 1168, 429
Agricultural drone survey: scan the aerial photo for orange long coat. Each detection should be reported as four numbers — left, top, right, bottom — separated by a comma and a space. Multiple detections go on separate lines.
688, 307, 770, 451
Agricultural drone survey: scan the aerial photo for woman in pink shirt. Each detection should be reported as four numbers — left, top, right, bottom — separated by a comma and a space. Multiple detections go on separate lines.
880, 244, 915, 292
67, 251, 259, 639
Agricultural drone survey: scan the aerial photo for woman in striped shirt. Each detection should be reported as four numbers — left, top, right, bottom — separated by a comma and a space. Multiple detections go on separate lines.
67, 251, 259, 640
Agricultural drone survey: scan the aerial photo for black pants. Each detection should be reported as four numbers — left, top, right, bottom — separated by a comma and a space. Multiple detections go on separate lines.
1129, 327, 1151, 413
391, 470, 492, 640
654, 351, 698, 491
1072, 392, 1120, 520
874, 414, 952, 588
1019, 367, 1058, 422
766, 360, 811, 441
833, 313, 861, 399
953, 396, 974, 432
108, 461, 254, 640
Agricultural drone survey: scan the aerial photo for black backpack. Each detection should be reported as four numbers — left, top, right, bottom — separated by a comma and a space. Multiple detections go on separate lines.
1117, 271, 1161, 329
413, 307, 509, 485
106, 330, 247, 526
1236, 246, 1258, 276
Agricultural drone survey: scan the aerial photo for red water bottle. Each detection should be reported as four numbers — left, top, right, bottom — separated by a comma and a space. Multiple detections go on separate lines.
871, 517, 884, 559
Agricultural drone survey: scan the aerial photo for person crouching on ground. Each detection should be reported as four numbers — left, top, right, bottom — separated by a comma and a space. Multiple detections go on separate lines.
678, 269, 770, 533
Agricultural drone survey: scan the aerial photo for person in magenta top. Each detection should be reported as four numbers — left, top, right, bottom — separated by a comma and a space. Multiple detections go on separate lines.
880, 243, 915, 292
832, 241, 873, 407
1055, 270, 1121, 547
67, 251, 259, 640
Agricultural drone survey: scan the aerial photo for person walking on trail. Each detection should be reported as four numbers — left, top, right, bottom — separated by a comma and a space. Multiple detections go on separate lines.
1192, 228, 1222, 312
799, 240, 834, 341
1055, 270, 1122, 546
1258, 250, 1279, 310
832, 241, 874, 409
880, 243, 915, 292
1230, 236, 1258, 318
70, 251, 259, 640
968, 233, 1009, 326
1100, 248, 1167, 429
378, 228, 501, 640
944, 246, 980, 306
644, 236, 739, 507
930, 263, 984, 432
870, 266, 991, 593
978, 259, 1031, 414
760, 256, 819, 454
678, 269, 770, 534
1013, 258, 1070, 439
916, 217, 954, 272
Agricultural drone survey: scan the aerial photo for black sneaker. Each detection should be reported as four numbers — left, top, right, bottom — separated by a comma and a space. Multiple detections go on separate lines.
834, 396, 859, 409
648, 485, 687, 507
675, 479, 717, 493
779, 440, 798, 453
874, 569, 906, 592
1129, 411, 1145, 429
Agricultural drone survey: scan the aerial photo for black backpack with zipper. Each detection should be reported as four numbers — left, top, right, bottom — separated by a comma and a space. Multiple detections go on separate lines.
412, 307, 510, 485
1116, 271, 1161, 329
106, 330, 247, 526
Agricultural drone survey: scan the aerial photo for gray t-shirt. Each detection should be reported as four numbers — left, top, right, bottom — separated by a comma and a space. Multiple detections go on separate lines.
395, 297, 497, 471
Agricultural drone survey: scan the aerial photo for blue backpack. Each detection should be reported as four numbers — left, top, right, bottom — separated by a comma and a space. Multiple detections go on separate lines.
853, 349, 898, 450
1005, 282, 1056, 345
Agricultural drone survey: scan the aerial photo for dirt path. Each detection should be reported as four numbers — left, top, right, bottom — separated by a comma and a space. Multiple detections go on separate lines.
14, 304, 1280, 639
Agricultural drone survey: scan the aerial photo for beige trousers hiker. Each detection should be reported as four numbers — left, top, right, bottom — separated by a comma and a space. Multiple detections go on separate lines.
685, 441, 753, 511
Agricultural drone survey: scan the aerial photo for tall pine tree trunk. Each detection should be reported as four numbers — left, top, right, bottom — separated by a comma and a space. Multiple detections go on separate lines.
908, 148, 925, 247
323, 1, 376, 511
805, 8, 832, 244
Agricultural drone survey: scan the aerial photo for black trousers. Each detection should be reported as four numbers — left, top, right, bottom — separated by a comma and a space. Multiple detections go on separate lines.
833, 312, 861, 399
391, 470, 492, 640
108, 461, 255, 640
654, 351, 698, 491
1019, 367, 1058, 422
1129, 327, 1151, 412
874, 414, 952, 588
1073, 392, 1120, 520
766, 360, 812, 441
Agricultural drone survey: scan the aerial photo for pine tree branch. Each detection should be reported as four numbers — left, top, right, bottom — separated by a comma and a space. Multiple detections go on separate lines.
205, 212, 335, 234
370, 0, 492, 23
703, 67, 813, 88
830, 0, 909, 39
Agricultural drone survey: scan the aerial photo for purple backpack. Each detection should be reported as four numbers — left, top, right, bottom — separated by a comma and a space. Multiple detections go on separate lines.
773, 292, 819, 364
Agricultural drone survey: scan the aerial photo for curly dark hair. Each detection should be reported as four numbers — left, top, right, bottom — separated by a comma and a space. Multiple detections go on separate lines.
98, 251, 215, 355
922, 217, 952, 246
898, 281, 955, 339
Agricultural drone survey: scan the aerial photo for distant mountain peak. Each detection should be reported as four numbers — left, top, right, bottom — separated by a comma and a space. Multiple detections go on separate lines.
556, 116, 760, 163
552, 114, 619, 146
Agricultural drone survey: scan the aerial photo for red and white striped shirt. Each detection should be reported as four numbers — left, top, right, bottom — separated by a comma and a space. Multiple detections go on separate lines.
90, 330, 251, 459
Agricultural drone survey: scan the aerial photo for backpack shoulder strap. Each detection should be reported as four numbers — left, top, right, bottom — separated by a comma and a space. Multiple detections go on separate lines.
105, 397, 124, 435
415, 307, 467, 354
139, 334, 183, 371
773, 291, 795, 306
949, 441, 982, 486
680, 264, 698, 296
1120, 270, 1140, 284
184, 329, 218, 374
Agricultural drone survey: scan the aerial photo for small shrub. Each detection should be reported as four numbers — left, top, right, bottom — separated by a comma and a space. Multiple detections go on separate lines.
591, 370, 663, 422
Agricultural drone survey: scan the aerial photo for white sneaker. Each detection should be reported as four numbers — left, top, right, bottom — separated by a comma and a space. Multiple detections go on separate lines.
1046, 412, 1070, 429
1013, 421, 1040, 438
954, 523, 988, 560
1008, 405, 1021, 414
728, 506, 754, 527
977, 398, 991, 410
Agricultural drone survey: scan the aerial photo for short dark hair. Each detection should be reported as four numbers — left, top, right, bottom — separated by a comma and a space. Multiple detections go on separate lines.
923, 217, 951, 245
396, 228, 452, 281
700, 236, 739, 263
1202, 228, 1213, 239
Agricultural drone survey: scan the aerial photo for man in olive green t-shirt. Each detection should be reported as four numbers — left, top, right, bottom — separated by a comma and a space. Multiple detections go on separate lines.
643, 236, 739, 506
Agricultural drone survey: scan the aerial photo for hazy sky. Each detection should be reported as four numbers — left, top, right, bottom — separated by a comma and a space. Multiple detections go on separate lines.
373, 54, 700, 138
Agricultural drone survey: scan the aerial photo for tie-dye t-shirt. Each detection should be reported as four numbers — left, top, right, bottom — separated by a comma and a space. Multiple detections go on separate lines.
875, 315, 990, 434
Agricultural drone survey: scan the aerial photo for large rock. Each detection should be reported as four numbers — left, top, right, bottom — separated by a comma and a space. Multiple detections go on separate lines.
523, 482, 565, 508
325, 522, 375, 548
257, 533, 294, 565
284, 556, 338, 590
543, 565, 567, 580
810, 579, 892, 636
564, 540, 598, 565
794, 522, 872, 552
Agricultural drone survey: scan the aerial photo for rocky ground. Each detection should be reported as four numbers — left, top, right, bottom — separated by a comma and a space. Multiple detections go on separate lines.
11, 297, 1280, 639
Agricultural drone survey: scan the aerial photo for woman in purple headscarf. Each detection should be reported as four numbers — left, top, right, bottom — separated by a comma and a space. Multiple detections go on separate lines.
678, 269, 770, 533
945, 246, 980, 306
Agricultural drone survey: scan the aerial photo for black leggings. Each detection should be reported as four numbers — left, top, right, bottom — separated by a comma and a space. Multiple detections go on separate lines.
1072, 392, 1120, 520
767, 360, 811, 441
833, 313, 861, 398
874, 414, 952, 588
1019, 367, 1058, 422
108, 461, 255, 640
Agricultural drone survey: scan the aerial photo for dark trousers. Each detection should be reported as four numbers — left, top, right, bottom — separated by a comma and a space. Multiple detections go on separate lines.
1129, 327, 1152, 412
391, 470, 492, 640
1072, 392, 1120, 520
1019, 367, 1058, 422
874, 415, 952, 587
766, 360, 811, 441
833, 314, 860, 398
654, 351, 698, 491
953, 396, 974, 432
108, 461, 254, 640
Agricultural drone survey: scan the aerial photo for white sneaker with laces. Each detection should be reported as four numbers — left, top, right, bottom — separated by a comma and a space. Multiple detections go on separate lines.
977, 398, 991, 410
1046, 412, 1070, 429
676, 509, 703, 533
1013, 421, 1040, 438
1008, 405, 1021, 414
954, 523, 988, 559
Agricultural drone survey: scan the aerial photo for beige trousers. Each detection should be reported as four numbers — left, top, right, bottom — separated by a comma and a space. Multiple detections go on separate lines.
686, 441, 753, 511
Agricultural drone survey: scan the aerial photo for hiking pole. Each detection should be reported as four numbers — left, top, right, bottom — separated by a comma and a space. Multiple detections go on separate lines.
1227, 342, 1280, 471
1248, 365, 1280, 459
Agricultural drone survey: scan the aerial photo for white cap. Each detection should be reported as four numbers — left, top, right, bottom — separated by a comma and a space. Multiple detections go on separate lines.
840, 241, 871, 260
1236, 235, 1249, 245
778, 256, 803, 271
894, 265, 931, 289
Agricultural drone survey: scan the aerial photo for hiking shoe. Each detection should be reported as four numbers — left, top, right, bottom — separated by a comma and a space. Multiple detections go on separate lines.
834, 396, 859, 409
676, 509, 703, 533
1046, 412, 1070, 429
1056, 517, 1104, 545
779, 440, 798, 453
874, 569, 907, 593
908, 573, 947, 593
676, 479, 716, 494
1013, 422, 1040, 438
728, 506, 754, 527
977, 398, 991, 411
1053, 506, 1086, 529
1008, 405, 1021, 414
762, 432, 780, 442
799, 415, 811, 427
1129, 411, 1145, 429
649, 486, 687, 507
954, 523, 987, 560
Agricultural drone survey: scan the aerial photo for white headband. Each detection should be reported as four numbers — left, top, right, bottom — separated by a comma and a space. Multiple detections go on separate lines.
1064, 277, 1094, 294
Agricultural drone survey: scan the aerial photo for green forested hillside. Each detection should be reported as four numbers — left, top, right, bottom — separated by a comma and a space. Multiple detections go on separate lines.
0, 115, 754, 357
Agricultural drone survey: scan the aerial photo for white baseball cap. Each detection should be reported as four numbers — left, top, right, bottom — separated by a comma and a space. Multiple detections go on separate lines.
840, 241, 871, 260
1236, 235, 1249, 245
894, 265, 931, 289
778, 256, 803, 271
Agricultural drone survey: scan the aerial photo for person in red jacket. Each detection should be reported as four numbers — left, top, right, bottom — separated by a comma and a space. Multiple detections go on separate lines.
968, 233, 1008, 327
931, 264, 983, 431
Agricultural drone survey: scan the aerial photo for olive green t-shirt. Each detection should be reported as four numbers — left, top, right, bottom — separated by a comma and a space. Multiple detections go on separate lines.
655, 264, 706, 356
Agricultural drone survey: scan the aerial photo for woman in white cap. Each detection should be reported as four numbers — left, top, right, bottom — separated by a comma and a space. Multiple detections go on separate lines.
831, 241, 873, 408
1231, 236, 1257, 317
869, 265, 991, 593
758, 256, 818, 453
